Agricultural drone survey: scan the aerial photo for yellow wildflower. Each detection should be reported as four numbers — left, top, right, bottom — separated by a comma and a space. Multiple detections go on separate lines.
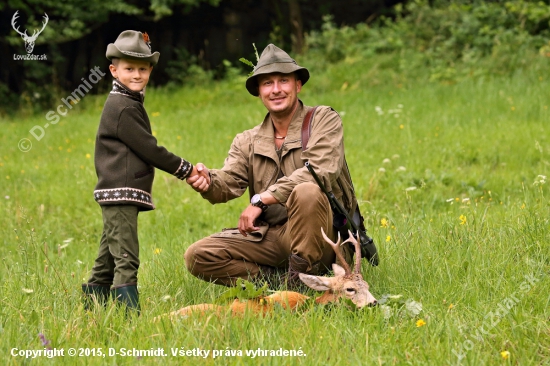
500, 351, 510, 360
154, 248, 162, 255
386, 235, 391, 242
380, 218, 389, 228
416, 319, 426, 327
86, 153, 91, 159
459, 215, 467, 225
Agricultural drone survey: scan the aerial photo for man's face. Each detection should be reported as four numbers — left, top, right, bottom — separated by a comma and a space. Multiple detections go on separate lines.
257, 72, 302, 115
109, 59, 153, 92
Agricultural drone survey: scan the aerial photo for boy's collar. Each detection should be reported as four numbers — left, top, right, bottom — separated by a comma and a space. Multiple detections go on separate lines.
110, 79, 145, 103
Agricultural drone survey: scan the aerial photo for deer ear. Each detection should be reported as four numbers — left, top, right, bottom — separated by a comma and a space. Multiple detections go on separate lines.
332, 263, 347, 277
298, 273, 333, 291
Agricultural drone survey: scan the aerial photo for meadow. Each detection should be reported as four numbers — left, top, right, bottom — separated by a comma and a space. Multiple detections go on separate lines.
0, 55, 549, 365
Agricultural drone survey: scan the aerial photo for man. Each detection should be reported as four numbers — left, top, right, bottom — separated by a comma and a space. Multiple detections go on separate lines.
185, 44, 359, 288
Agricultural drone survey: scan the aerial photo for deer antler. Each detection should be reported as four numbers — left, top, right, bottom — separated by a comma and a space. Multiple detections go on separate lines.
31, 13, 48, 39
342, 231, 362, 274
320, 227, 352, 275
11, 11, 28, 38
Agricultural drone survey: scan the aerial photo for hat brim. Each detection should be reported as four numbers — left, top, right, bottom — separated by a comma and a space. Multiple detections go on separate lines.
246, 62, 309, 96
106, 44, 159, 66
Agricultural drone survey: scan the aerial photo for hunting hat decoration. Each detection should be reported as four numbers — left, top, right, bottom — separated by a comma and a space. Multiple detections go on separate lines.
245, 44, 310, 96
106, 30, 160, 66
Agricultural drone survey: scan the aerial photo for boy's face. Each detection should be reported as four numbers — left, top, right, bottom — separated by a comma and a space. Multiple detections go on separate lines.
109, 59, 153, 92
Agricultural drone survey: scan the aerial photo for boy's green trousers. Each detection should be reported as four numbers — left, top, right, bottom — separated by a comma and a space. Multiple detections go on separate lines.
87, 205, 140, 286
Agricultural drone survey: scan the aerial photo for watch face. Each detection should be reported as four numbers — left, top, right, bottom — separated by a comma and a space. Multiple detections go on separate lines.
251, 194, 267, 210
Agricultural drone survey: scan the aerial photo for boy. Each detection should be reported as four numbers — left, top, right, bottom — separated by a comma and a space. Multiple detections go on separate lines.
82, 30, 206, 313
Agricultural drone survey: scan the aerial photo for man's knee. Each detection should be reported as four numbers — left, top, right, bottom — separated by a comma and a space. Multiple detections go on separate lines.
287, 182, 328, 213
289, 182, 323, 201
184, 242, 202, 277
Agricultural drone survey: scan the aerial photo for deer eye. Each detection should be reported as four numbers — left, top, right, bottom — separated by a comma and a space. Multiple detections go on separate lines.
345, 288, 356, 294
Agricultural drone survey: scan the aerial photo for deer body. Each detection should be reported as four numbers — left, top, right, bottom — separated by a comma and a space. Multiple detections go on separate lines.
159, 291, 309, 320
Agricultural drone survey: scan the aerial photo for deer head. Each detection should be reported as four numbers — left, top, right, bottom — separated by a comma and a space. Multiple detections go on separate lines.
299, 228, 377, 308
11, 11, 49, 54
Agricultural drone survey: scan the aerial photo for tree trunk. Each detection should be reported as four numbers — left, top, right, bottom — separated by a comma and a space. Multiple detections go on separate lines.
288, 0, 304, 54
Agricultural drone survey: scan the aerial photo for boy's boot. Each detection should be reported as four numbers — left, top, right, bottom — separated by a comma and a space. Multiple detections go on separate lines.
111, 283, 140, 315
82, 283, 110, 310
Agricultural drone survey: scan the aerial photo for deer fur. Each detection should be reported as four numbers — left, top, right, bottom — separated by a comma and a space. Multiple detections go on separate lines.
156, 291, 309, 320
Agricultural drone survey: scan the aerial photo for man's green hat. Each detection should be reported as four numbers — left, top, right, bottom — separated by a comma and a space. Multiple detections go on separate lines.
106, 30, 160, 66
245, 44, 309, 96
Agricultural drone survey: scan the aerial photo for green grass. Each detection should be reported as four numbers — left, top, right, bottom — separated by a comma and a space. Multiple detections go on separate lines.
0, 56, 549, 365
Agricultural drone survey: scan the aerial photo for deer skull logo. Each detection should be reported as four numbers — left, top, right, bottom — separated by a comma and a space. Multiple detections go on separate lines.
11, 11, 49, 54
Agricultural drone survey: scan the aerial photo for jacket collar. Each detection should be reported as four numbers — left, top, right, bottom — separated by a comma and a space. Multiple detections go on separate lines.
254, 100, 306, 160
110, 79, 145, 103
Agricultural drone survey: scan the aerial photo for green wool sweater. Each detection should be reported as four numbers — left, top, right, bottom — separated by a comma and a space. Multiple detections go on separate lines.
93, 80, 192, 211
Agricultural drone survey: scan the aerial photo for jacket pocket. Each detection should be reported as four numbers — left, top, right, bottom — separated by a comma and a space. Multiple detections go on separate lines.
210, 224, 269, 243
134, 167, 154, 179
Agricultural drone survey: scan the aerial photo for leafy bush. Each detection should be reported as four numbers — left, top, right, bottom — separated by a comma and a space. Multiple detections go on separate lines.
305, 0, 550, 82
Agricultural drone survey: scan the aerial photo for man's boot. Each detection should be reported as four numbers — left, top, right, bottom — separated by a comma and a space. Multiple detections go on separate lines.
286, 254, 320, 291
111, 283, 140, 315
82, 283, 110, 310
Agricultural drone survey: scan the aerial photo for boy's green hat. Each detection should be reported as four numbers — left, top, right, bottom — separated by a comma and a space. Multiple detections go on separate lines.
245, 44, 309, 96
106, 30, 160, 66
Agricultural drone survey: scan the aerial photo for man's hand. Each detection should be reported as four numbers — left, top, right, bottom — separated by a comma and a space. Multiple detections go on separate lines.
238, 192, 279, 236
186, 163, 210, 193
238, 205, 263, 236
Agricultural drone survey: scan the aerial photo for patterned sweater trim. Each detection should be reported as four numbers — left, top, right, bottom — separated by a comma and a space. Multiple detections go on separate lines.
94, 187, 154, 208
173, 159, 193, 180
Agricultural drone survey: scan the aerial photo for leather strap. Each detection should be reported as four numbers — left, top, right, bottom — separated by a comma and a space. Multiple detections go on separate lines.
301, 106, 318, 151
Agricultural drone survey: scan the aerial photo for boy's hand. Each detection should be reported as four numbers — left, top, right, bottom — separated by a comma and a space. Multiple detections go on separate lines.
187, 163, 210, 193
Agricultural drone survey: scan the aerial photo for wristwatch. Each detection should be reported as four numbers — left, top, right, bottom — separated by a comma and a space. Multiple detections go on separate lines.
250, 194, 268, 212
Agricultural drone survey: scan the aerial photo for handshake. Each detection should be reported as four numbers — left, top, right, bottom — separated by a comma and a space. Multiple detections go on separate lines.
187, 163, 211, 193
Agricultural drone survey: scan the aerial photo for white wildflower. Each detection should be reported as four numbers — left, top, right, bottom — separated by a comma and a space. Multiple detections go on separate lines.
405, 186, 417, 192
533, 175, 547, 186
378, 167, 386, 173
395, 166, 407, 172
382, 158, 391, 164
